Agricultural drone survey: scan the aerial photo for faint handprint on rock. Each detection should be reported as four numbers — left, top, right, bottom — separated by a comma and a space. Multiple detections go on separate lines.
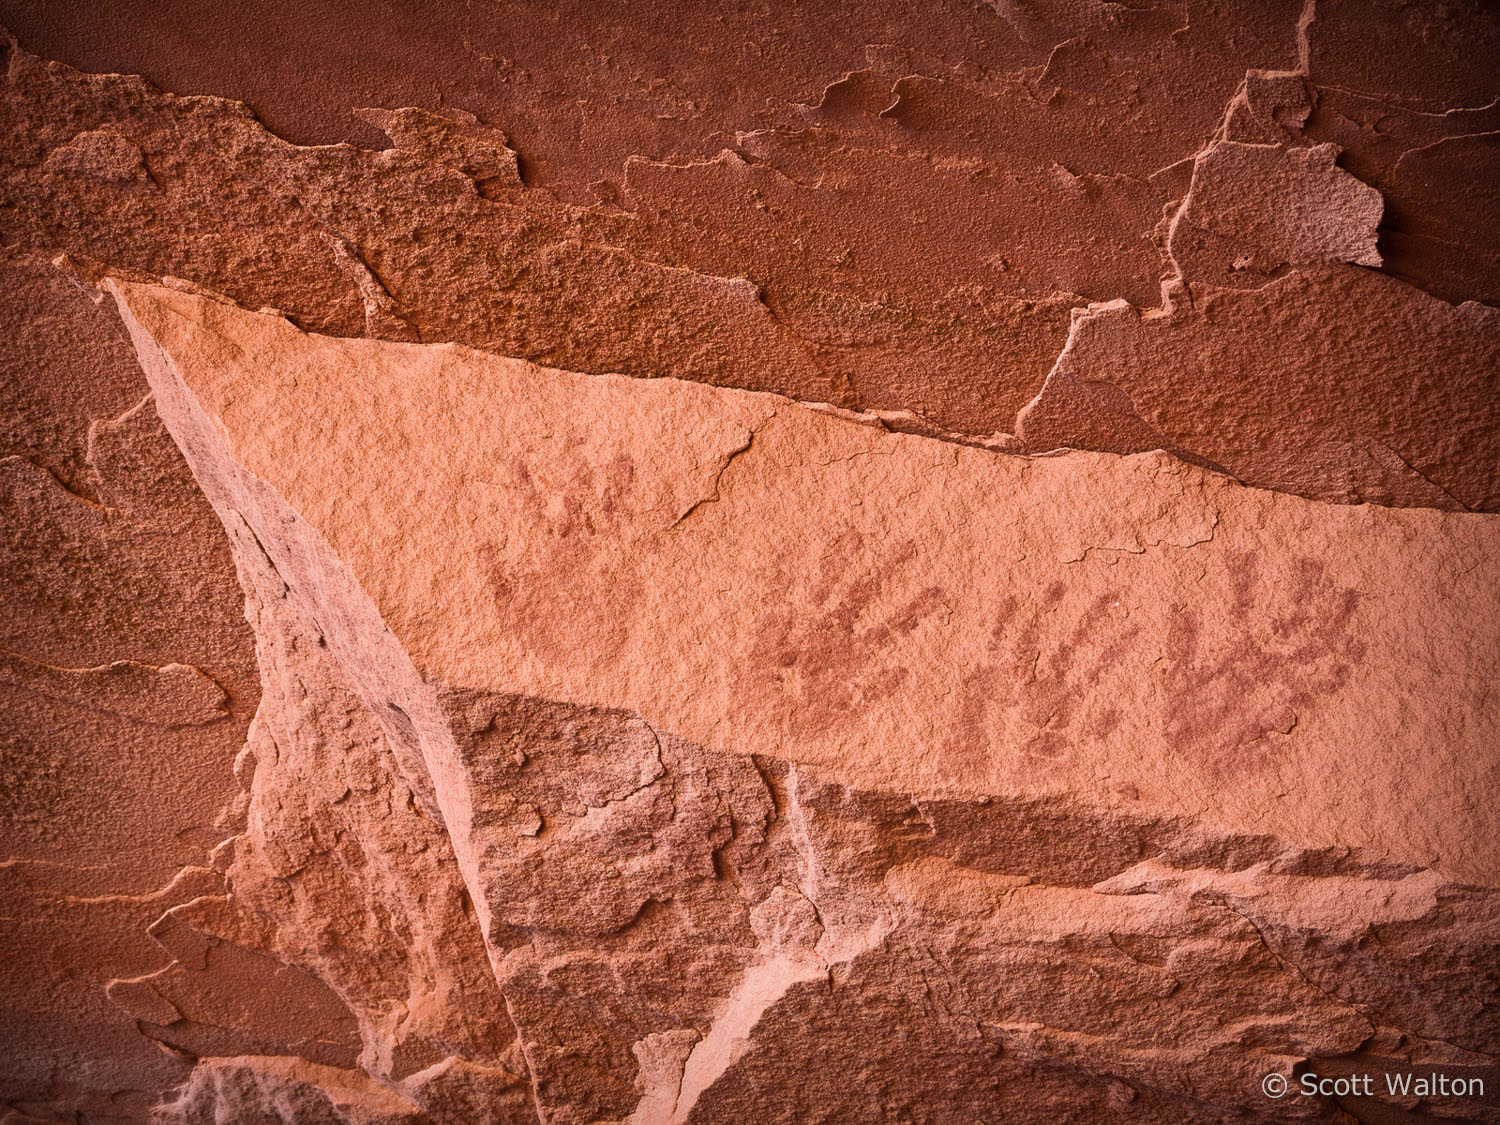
481, 450, 642, 664
1161, 551, 1363, 775
944, 583, 1141, 775
750, 530, 947, 738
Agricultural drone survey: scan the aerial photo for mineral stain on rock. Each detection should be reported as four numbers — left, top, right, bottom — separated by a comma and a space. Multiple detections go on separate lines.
1, 3, 1498, 1122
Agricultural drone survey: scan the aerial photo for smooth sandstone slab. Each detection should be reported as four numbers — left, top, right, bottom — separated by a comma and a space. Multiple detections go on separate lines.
111, 282, 1500, 884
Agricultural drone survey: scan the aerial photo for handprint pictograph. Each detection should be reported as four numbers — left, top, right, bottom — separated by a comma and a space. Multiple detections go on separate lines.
481, 449, 643, 664
1161, 550, 1364, 775
943, 582, 1141, 777
941, 553, 1364, 779
749, 529, 947, 737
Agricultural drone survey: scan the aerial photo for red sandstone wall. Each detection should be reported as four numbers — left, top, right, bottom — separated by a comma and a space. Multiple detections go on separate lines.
1, 3, 1497, 1122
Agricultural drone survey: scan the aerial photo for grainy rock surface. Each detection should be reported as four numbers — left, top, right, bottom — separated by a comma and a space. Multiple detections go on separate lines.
1, 3, 1497, 1122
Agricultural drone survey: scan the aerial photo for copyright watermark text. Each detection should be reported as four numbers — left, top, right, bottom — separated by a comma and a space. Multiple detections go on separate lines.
1262, 1070, 1487, 1100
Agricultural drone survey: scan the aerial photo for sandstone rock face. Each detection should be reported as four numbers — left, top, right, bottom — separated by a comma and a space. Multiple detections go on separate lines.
92, 283, 1500, 1123
2, 3, 1498, 1123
